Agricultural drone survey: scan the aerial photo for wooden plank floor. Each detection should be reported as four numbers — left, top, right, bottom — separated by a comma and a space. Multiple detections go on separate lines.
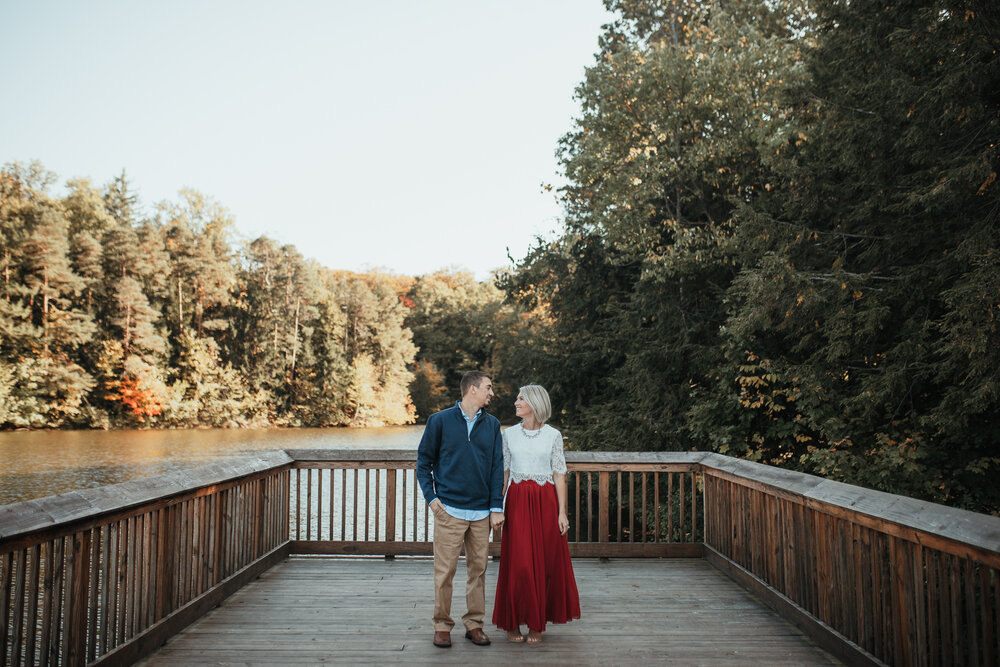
140, 557, 840, 665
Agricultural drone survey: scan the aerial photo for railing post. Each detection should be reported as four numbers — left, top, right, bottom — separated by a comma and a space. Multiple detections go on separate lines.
599, 472, 609, 543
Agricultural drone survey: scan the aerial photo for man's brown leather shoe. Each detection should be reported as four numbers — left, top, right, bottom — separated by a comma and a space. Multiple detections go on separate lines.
465, 628, 491, 646
433, 631, 451, 648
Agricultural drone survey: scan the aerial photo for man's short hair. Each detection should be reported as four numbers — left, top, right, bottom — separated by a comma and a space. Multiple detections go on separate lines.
461, 371, 492, 397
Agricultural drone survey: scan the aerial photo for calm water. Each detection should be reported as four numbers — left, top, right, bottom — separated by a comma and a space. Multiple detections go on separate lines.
0, 426, 424, 506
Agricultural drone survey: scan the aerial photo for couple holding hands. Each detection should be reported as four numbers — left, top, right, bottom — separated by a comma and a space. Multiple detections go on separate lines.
416, 371, 580, 648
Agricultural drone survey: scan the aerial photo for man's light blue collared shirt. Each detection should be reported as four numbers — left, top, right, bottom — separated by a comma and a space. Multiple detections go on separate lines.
441, 404, 503, 520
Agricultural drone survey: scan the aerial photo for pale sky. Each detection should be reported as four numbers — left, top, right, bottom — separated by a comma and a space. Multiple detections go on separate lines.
0, 1, 613, 280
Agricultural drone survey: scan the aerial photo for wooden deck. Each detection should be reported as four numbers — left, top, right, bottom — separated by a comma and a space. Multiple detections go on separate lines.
138, 557, 840, 665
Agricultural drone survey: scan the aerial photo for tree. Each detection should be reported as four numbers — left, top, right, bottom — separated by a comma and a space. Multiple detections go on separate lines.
503, 0, 811, 448
409, 359, 450, 419
333, 273, 417, 425
160, 190, 235, 338
168, 332, 263, 426
406, 270, 504, 391
708, 0, 1000, 511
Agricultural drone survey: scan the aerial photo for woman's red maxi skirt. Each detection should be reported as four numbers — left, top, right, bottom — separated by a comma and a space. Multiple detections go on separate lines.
493, 480, 580, 632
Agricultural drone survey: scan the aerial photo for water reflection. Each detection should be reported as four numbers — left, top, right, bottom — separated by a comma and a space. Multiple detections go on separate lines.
0, 426, 423, 506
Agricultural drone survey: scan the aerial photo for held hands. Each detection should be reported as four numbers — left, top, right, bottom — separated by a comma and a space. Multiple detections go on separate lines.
429, 499, 504, 530
558, 512, 569, 536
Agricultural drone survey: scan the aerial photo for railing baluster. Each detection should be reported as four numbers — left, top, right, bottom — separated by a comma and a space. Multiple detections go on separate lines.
317, 467, 323, 541
375, 468, 381, 542
654, 472, 660, 544
66, 527, 91, 665
598, 472, 609, 543
10, 550, 25, 667
386, 469, 397, 543
38, 541, 55, 667
51, 538, 66, 664
641, 472, 647, 543
306, 468, 313, 541
88, 526, 102, 661
668, 472, 674, 543
574, 472, 581, 543
353, 469, 359, 541
401, 468, 408, 542
365, 469, 371, 542
692, 471, 698, 543
341, 468, 347, 542
616, 471, 623, 543
980, 566, 996, 667
143, 511, 153, 630
587, 472, 593, 542
965, 558, 980, 667
328, 469, 334, 541
176, 502, 187, 608
679, 472, 686, 542
25, 545, 39, 666
415, 470, 420, 543
1, 551, 11, 665
294, 468, 301, 541
629, 471, 635, 543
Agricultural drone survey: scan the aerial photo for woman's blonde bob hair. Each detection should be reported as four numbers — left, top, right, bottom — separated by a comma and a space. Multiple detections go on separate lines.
518, 384, 552, 425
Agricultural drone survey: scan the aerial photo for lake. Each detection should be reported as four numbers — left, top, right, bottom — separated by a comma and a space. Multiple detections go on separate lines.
0, 426, 424, 506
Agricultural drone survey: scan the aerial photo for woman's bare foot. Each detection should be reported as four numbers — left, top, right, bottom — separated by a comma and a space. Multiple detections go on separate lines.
526, 629, 543, 644
506, 629, 525, 643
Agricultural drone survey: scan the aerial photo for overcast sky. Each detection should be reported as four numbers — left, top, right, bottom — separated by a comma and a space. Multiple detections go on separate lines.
0, 1, 613, 279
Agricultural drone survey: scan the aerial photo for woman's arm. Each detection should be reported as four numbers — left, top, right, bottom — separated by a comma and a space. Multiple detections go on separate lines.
554, 471, 569, 535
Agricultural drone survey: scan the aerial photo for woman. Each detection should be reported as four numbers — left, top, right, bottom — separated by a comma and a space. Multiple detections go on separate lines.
493, 384, 580, 644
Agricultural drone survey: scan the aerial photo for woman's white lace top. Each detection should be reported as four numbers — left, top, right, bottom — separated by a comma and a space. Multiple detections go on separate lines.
503, 424, 568, 485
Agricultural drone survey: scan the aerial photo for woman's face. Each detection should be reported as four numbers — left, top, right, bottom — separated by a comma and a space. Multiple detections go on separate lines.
514, 394, 535, 421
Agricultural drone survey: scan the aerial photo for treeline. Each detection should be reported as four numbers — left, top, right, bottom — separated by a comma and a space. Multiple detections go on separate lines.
499, 0, 999, 514
0, 164, 517, 429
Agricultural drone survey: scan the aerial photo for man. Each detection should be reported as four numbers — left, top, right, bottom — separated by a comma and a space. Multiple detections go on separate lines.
416, 370, 505, 648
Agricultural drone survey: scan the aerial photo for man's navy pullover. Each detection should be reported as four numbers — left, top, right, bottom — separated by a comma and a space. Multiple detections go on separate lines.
416, 403, 504, 511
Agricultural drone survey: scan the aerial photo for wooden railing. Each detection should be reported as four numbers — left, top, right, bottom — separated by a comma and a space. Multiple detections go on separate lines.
0, 452, 292, 667
699, 453, 1000, 667
284, 450, 703, 558
2, 448, 999, 666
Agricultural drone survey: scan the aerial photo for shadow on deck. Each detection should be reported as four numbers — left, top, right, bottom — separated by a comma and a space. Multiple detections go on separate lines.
138, 557, 840, 665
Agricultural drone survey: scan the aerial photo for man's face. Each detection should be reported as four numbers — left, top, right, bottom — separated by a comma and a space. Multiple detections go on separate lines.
468, 378, 494, 408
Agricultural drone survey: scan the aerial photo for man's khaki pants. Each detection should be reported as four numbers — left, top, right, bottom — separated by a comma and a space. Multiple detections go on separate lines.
432, 506, 491, 632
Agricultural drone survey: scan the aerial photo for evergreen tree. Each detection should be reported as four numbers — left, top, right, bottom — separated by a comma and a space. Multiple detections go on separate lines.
103, 170, 139, 228
70, 230, 103, 315
160, 190, 235, 339
63, 178, 115, 237
710, 0, 1000, 511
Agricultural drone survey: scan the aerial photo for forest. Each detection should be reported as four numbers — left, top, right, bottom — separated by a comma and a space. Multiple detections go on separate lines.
1, 0, 997, 515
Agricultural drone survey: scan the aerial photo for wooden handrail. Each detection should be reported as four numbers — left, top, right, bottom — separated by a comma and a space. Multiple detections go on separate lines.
0, 453, 293, 549
1, 452, 292, 666
699, 453, 1000, 566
